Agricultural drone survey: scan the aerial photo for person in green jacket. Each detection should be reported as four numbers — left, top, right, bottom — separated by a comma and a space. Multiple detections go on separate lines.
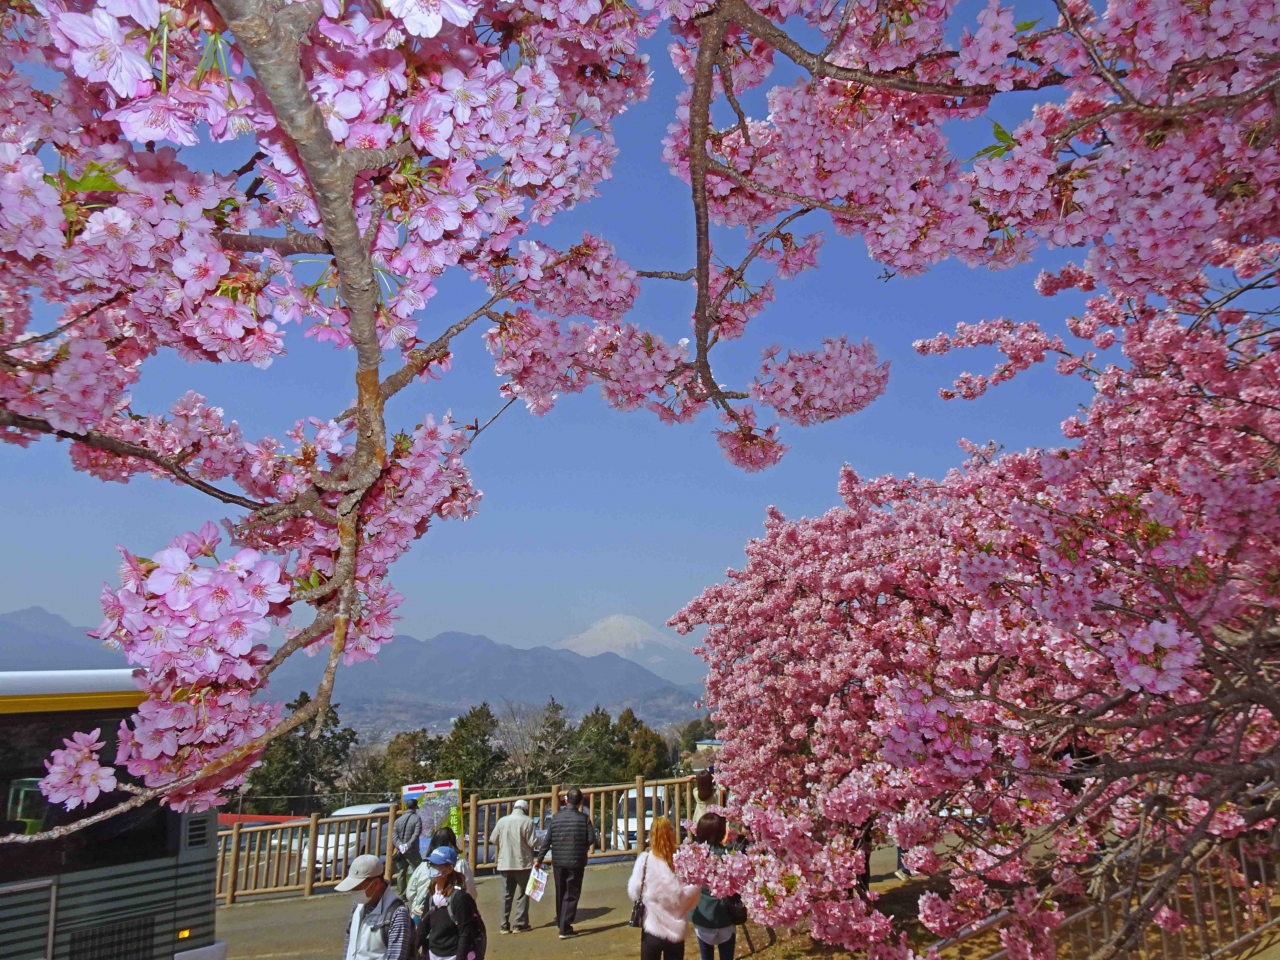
689, 813, 738, 960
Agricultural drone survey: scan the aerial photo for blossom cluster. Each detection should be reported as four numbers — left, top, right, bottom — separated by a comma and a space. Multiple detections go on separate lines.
82, 523, 288, 810
750, 337, 889, 426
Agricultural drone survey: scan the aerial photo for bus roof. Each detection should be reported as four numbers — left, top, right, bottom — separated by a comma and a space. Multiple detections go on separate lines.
0, 669, 143, 714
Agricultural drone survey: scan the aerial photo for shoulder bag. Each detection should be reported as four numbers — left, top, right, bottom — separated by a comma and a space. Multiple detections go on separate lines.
629, 853, 648, 928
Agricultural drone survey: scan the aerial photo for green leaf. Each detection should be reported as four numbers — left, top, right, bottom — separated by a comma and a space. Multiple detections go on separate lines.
971, 143, 1010, 161
992, 120, 1016, 145
1016, 18, 1040, 31
64, 162, 124, 194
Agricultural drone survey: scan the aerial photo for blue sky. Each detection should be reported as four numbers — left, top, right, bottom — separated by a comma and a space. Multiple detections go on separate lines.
0, 17, 1096, 647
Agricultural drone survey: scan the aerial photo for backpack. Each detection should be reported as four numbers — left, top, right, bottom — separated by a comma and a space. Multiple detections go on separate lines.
448, 888, 487, 960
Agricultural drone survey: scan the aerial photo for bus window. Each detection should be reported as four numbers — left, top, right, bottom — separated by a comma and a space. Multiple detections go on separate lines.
0, 710, 172, 881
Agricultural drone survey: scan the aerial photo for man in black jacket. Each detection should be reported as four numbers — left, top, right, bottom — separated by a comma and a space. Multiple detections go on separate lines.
535, 788, 599, 939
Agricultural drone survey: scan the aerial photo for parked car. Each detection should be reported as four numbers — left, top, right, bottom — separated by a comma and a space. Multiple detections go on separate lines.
301, 803, 392, 874
615, 788, 667, 850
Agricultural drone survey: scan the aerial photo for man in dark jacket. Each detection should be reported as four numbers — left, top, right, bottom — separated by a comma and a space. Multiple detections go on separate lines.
535, 787, 599, 939
391, 799, 422, 896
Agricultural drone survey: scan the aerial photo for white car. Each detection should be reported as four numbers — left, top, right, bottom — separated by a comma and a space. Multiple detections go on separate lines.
615, 788, 666, 850
301, 803, 392, 872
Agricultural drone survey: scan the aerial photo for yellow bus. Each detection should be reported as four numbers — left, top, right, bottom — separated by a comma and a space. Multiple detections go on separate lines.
0, 670, 223, 960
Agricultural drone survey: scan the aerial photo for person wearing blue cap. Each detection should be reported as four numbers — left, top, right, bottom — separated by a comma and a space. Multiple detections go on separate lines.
418, 846, 487, 960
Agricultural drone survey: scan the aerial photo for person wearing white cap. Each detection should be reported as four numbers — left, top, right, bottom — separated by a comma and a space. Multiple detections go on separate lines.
337, 855, 414, 960
488, 798, 538, 933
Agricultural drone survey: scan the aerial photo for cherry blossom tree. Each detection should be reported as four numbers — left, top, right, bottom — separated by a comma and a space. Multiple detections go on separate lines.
0, 0, 1276, 905
675, 250, 1280, 959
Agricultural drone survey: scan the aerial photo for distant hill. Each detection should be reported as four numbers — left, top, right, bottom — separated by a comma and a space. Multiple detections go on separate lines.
0, 607, 123, 671
0, 609, 704, 735
265, 630, 704, 735
555, 614, 707, 687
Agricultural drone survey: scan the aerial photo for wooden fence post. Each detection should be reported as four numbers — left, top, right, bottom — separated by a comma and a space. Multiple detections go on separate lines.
304, 813, 319, 897
384, 805, 397, 882
468, 793, 479, 874
226, 822, 241, 906
635, 775, 647, 853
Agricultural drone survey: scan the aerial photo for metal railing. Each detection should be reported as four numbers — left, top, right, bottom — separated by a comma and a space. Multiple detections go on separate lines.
216, 774, 720, 904
932, 838, 1280, 960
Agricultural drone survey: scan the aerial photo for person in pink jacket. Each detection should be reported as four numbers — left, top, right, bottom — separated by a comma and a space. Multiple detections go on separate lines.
627, 819, 702, 960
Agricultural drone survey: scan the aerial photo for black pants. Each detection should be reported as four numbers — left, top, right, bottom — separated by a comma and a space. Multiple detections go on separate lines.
697, 931, 736, 960
641, 931, 685, 960
553, 863, 584, 933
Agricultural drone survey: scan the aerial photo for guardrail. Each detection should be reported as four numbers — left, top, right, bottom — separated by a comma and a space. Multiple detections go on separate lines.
931, 838, 1280, 960
216, 774, 721, 904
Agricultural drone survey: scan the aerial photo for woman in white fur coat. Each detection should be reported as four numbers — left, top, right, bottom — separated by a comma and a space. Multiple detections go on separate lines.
627, 818, 701, 960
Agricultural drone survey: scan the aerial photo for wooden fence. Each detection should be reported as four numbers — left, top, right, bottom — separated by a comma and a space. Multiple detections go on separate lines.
216, 775, 713, 904
933, 838, 1280, 960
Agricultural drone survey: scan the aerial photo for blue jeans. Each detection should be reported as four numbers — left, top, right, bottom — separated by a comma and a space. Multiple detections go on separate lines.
697, 930, 735, 960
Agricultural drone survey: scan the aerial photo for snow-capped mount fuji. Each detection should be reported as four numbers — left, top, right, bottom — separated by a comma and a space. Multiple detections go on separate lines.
554, 615, 706, 688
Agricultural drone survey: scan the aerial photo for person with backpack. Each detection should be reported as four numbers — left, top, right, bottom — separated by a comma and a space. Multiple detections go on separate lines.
627, 818, 701, 960
419, 846, 486, 960
335, 854, 416, 960
689, 813, 747, 960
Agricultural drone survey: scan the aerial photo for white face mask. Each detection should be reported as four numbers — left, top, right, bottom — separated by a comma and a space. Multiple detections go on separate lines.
353, 892, 368, 907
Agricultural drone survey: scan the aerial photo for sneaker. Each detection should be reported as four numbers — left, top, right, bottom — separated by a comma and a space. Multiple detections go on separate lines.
559, 930, 579, 939
515, 926, 533, 933
894, 869, 910, 881
500, 927, 512, 935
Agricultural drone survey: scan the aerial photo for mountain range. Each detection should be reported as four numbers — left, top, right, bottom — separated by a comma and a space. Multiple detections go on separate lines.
0, 607, 705, 735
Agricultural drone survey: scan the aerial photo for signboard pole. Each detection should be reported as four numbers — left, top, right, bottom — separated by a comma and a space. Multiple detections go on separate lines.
468, 793, 479, 875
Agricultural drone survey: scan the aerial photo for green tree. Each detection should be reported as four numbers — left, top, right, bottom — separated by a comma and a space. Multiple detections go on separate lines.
242, 692, 358, 815
677, 716, 717, 755
571, 705, 624, 784
383, 728, 444, 789
613, 708, 673, 780
438, 703, 507, 790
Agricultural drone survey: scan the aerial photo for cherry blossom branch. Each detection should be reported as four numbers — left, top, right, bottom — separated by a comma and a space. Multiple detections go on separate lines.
0, 291, 129, 352
637, 268, 697, 281
0, 652, 348, 845
718, 0, 1067, 97
710, 207, 814, 321
214, 231, 333, 256
706, 158, 854, 215
467, 396, 518, 442
688, 7, 733, 412
0, 409, 265, 509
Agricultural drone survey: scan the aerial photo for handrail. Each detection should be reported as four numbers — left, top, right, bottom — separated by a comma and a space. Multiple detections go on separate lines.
217, 774, 704, 902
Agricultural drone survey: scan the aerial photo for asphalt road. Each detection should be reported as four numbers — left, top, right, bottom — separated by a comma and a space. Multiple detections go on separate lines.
218, 861, 656, 960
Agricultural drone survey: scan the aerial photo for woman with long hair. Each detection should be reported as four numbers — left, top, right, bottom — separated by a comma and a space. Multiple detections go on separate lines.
627, 818, 701, 960
689, 813, 738, 960
419, 846, 483, 960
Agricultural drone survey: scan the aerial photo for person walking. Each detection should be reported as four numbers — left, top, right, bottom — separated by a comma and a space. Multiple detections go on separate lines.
689, 813, 741, 960
393, 799, 423, 896
418, 846, 485, 960
410, 825, 478, 921
534, 787, 599, 939
489, 798, 538, 934
628, 818, 700, 960
336, 855, 415, 960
